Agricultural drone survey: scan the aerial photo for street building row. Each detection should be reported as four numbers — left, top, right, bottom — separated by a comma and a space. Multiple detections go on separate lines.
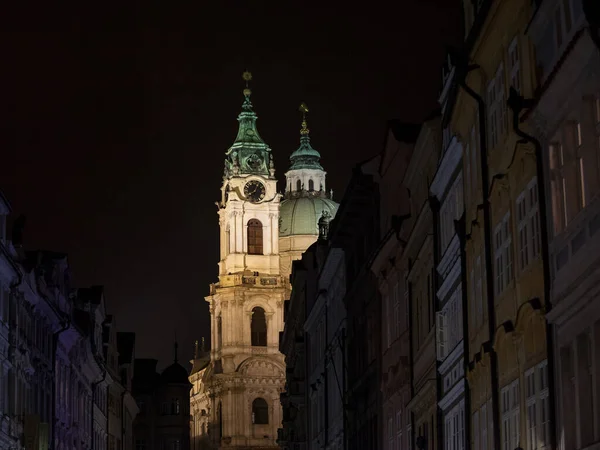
0, 190, 139, 450
279, 1, 600, 450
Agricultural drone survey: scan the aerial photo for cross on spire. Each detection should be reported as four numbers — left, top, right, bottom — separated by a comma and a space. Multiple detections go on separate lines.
299, 102, 310, 135
242, 70, 252, 97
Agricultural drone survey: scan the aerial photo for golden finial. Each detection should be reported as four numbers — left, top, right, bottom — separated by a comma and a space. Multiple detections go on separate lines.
242, 70, 252, 97
299, 102, 309, 135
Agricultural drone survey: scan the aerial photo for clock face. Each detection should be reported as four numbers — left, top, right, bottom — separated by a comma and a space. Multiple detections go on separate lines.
244, 180, 266, 203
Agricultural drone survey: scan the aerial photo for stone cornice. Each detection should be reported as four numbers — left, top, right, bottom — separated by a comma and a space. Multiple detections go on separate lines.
406, 378, 436, 416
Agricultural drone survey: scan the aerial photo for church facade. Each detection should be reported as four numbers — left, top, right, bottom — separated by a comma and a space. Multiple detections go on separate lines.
189, 73, 338, 449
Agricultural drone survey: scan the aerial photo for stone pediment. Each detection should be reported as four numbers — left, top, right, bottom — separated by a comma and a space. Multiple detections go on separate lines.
238, 357, 284, 378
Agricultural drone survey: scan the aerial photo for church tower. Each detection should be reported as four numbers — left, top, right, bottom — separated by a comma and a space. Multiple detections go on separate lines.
198, 72, 287, 449
278, 103, 339, 278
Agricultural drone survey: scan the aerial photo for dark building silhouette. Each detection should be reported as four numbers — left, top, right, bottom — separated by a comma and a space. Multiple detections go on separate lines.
133, 345, 192, 450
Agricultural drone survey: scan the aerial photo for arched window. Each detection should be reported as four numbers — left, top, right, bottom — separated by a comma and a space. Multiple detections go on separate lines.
252, 398, 269, 424
251, 307, 267, 346
171, 397, 180, 415
308, 179, 314, 191
247, 219, 263, 255
296, 179, 302, 191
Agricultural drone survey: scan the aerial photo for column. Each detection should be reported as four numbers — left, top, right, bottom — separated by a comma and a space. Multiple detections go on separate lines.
263, 216, 272, 255
266, 312, 275, 347
210, 306, 216, 356
270, 213, 278, 255
237, 212, 244, 254
219, 216, 226, 259
229, 213, 236, 255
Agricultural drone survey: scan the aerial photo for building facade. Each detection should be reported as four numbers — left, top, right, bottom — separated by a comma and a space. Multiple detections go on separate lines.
446, 2, 555, 450
527, 1, 600, 448
338, 156, 381, 450
369, 121, 419, 450
117, 332, 139, 450
0, 189, 139, 450
190, 340, 211, 450
305, 242, 346, 450
404, 116, 441, 450
278, 245, 317, 450
133, 355, 192, 450
432, 64, 467, 450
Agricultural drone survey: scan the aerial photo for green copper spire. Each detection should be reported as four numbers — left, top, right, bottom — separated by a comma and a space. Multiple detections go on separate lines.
289, 102, 323, 171
223, 71, 274, 179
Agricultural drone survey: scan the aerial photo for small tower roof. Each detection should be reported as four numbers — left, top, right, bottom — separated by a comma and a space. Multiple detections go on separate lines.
223, 71, 274, 179
160, 339, 190, 385
289, 102, 323, 171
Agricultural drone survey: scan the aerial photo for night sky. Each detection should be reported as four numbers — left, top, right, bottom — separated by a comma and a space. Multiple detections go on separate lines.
2, 2, 460, 370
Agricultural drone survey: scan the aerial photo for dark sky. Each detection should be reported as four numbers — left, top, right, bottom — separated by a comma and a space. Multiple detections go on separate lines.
2, 2, 460, 370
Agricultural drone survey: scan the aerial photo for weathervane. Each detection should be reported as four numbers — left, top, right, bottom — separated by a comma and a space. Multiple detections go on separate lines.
242, 70, 252, 97
299, 102, 309, 135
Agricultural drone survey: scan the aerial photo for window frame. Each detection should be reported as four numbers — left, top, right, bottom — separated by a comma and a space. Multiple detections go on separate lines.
252, 397, 269, 425
525, 361, 550, 449
501, 379, 520, 450
247, 219, 264, 255
508, 36, 521, 93
493, 212, 513, 295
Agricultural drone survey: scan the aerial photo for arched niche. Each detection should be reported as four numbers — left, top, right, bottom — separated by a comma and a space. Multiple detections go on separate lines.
252, 397, 269, 424
251, 307, 267, 346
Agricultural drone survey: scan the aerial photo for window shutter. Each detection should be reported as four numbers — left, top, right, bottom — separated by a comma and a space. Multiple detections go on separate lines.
508, 36, 521, 93
497, 65, 507, 136
436, 312, 447, 360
